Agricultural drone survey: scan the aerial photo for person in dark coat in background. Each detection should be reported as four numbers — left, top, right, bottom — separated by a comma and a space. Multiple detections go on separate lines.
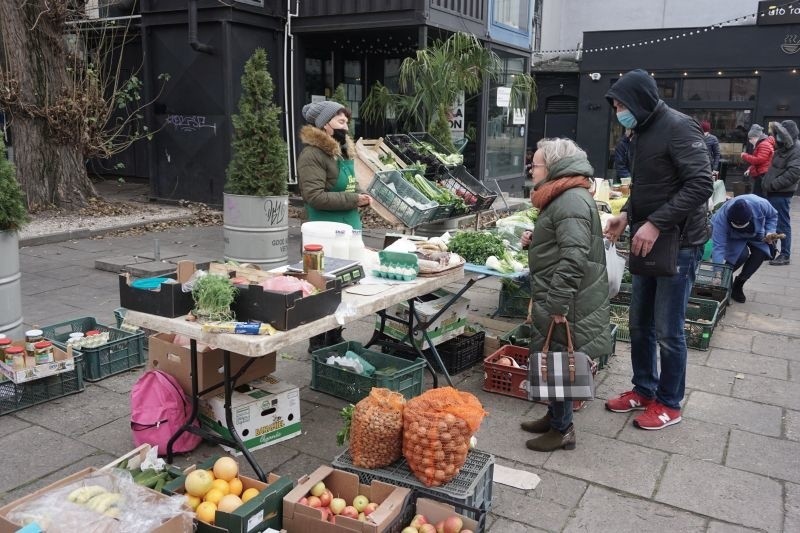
614, 129, 633, 182
741, 124, 775, 197
701, 120, 721, 176
603, 69, 713, 431
762, 120, 800, 266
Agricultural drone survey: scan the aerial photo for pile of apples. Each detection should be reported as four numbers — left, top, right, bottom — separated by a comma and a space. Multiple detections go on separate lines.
183, 457, 261, 525
401, 513, 473, 533
298, 480, 379, 523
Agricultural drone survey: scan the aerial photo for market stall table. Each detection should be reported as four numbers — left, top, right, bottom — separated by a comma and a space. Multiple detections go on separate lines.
123, 266, 465, 481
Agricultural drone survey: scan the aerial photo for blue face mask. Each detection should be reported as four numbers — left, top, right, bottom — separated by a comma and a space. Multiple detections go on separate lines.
616, 110, 637, 129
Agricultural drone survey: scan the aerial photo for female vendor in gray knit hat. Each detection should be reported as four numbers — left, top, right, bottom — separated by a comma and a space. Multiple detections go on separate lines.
297, 100, 371, 352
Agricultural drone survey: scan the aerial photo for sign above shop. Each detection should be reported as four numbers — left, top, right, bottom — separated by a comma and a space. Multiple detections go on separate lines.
781, 33, 800, 53
758, 1, 800, 25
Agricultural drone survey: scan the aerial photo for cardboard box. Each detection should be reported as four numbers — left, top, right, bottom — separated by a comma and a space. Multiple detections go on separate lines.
0, 341, 74, 384
282, 466, 410, 533
200, 376, 301, 455
412, 498, 479, 532
119, 272, 196, 318
0, 467, 192, 533
209, 263, 342, 331
148, 333, 276, 397
377, 288, 469, 349
163, 457, 294, 533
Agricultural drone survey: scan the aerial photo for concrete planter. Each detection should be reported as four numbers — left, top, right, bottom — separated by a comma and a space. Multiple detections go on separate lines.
223, 193, 289, 268
0, 230, 23, 340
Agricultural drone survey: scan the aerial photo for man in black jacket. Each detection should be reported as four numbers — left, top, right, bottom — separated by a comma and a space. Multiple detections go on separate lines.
603, 69, 713, 430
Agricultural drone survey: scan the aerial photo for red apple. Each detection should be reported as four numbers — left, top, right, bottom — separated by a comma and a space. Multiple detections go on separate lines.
364, 502, 379, 516
330, 497, 347, 515
319, 489, 333, 507
341, 506, 359, 519
410, 513, 428, 528
318, 507, 330, 522
352, 494, 370, 513
310, 481, 326, 497
298, 497, 308, 506
307, 496, 322, 508
443, 516, 463, 533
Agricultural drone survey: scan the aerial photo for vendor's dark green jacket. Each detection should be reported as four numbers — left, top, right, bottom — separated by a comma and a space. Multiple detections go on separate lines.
528, 157, 612, 359
297, 125, 361, 211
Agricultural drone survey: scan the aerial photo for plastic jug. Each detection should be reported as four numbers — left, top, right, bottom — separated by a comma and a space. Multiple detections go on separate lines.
301, 221, 352, 259
349, 229, 366, 263
594, 178, 611, 204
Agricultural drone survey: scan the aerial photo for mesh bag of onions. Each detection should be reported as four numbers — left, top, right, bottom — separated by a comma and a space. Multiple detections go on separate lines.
350, 388, 406, 469
402, 387, 487, 487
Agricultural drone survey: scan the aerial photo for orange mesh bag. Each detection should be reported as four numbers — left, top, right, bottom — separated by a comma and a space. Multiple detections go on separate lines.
350, 388, 406, 469
402, 387, 487, 487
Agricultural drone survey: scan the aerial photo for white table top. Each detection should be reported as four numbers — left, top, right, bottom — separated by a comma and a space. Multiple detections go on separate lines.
124, 267, 465, 357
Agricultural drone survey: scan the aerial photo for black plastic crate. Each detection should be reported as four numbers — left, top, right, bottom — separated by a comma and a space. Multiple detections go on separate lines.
384, 134, 443, 178
41, 317, 145, 382
380, 331, 485, 376
0, 355, 85, 415
497, 277, 530, 319
117, 273, 193, 318
332, 448, 494, 521
438, 166, 497, 213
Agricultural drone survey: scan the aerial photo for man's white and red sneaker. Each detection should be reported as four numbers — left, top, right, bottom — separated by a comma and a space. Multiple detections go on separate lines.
633, 402, 682, 430
605, 390, 654, 413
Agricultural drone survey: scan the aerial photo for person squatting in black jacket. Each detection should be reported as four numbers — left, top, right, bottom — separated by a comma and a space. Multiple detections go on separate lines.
603, 69, 713, 431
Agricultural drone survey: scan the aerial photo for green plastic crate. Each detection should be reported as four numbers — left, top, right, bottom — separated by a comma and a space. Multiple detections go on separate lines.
684, 297, 720, 351
42, 317, 145, 382
610, 303, 631, 343
367, 170, 438, 228
0, 355, 85, 415
497, 277, 531, 319
311, 341, 426, 403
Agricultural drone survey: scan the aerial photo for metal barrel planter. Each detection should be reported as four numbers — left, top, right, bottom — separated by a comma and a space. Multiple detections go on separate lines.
223, 193, 289, 268
0, 230, 23, 339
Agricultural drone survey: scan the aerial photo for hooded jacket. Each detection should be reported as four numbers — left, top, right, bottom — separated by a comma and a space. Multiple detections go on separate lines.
528, 155, 612, 359
711, 195, 777, 265
606, 69, 713, 247
742, 135, 775, 178
297, 125, 360, 211
762, 120, 800, 196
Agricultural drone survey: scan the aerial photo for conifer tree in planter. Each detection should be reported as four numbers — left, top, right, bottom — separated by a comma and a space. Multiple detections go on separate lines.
0, 139, 29, 339
223, 48, 290, 267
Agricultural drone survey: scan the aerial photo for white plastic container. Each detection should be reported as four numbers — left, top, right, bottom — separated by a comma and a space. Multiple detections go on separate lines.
301, 221, 352, 259
349, 229, 367, 263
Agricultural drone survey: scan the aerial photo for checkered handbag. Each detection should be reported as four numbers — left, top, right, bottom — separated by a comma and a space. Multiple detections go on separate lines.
527, 320, 595, 402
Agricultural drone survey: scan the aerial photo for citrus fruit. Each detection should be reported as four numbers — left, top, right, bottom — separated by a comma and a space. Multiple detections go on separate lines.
185, 469, 214, 497
211, 479, 230, 495
218, 494, 244, 513
241, 487, 260, 503
213, 457, 239, 482
204, 488, 225, 505
185, 494, 201, 511
196, 501, 217, 524
228, 477, 243, 497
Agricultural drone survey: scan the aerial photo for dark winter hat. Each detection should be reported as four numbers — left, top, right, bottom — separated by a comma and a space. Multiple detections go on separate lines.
728, 199, 753, 229
700, 120, 711, 133
748, 124, 764, 138
302, 100, 345, 128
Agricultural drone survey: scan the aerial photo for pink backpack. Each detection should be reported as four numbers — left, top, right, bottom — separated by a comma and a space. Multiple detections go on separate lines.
130, 370, 202, 454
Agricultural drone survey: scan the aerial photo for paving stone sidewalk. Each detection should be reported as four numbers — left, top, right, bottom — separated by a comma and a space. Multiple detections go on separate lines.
1, 196, 798, 532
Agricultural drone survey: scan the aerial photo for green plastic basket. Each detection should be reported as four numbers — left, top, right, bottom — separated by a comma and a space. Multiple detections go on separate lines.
497, 278, 531, 319
311, 341, 426, 403
367, 170, 439, 228
0, 355, 85, 415
42, 317, 145, 382
610, 303, 630, 343
684, 297, 720, 351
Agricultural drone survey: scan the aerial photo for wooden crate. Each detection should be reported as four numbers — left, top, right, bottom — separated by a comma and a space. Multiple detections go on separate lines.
355, 138, 409, 228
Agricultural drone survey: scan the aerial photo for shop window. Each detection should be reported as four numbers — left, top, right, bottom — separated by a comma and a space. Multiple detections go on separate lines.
305, 58, 324, 102
494, 0, 528, 31
656, 78, 679, 99
682, 78, 757, 102
342, 60, 363, 136
485, 52, 528, 180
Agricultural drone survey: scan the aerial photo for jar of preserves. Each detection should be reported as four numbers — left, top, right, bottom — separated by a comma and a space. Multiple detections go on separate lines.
33, 340, 54, 364
1, 338, 14, 365
5, 345, 26, 370
25, 329, 44, 357
303, 244, 324, 272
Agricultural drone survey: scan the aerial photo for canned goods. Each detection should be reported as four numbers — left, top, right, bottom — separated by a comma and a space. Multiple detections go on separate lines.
33, 340, 54, 364
4, 345, 26, 370
25, 329, 44, 357
303, 244, 324, 272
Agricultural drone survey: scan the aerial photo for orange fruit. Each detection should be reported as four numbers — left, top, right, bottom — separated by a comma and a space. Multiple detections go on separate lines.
241, 487, 260, 503
228, 477, 243, 497
204, 488, 225, 505
196, 501, 217, 524
211, 479, 230, 495
218, 494, 243, 513
213, 457, 239, 482
185, 494, 201, 511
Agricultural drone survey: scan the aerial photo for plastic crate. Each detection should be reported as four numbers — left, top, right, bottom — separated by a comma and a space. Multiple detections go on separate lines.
367, 170, 439, 228
498, 323, 616, 369
438, 166, 498, 213
398, 169, 454, 222
311, 341, 426, 403
332, 448, 494, 521
497, 277, 531, 319
41, 317, 146, 382
482, 344, 529, 400
606, 324, 618, 369
684, 297, 720, 351
611, 282, 632, 305
400, 493, 488, 533
610, 303, 630, 343
114, 307, 151, 351
437, 331, 485, 375
384, 134, 442, 178
694, 261, 733, 291
0, 355, 85, 415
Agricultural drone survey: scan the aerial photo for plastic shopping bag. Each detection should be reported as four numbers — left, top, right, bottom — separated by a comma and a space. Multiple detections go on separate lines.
605, 239, 625, 298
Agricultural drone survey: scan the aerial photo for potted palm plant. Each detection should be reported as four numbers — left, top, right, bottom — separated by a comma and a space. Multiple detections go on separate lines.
0, 139, 29, 340
223, 48, 289, 267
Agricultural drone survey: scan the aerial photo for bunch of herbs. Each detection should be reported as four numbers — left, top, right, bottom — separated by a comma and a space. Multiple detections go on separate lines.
191, 274, 238, 322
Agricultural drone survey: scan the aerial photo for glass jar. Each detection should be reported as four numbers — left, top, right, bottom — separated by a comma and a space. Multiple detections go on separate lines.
25, 329, 44, 357
303, 244, 324, 272
33, 340, 54, 365
1, 338, 13, 365
5, 346, 26, 370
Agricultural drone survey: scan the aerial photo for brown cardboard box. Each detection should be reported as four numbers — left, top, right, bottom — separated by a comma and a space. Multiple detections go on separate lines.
282, 466, 410, 533
0, 467, 192, 533
412, 498, 479, 532
148, 333, 276, 396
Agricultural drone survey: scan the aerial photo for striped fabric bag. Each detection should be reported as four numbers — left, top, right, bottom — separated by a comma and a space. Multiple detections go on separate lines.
527, 320, 595, 402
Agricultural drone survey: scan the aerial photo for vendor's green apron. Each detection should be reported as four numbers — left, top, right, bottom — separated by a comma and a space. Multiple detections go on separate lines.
305, 159, 362, 229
